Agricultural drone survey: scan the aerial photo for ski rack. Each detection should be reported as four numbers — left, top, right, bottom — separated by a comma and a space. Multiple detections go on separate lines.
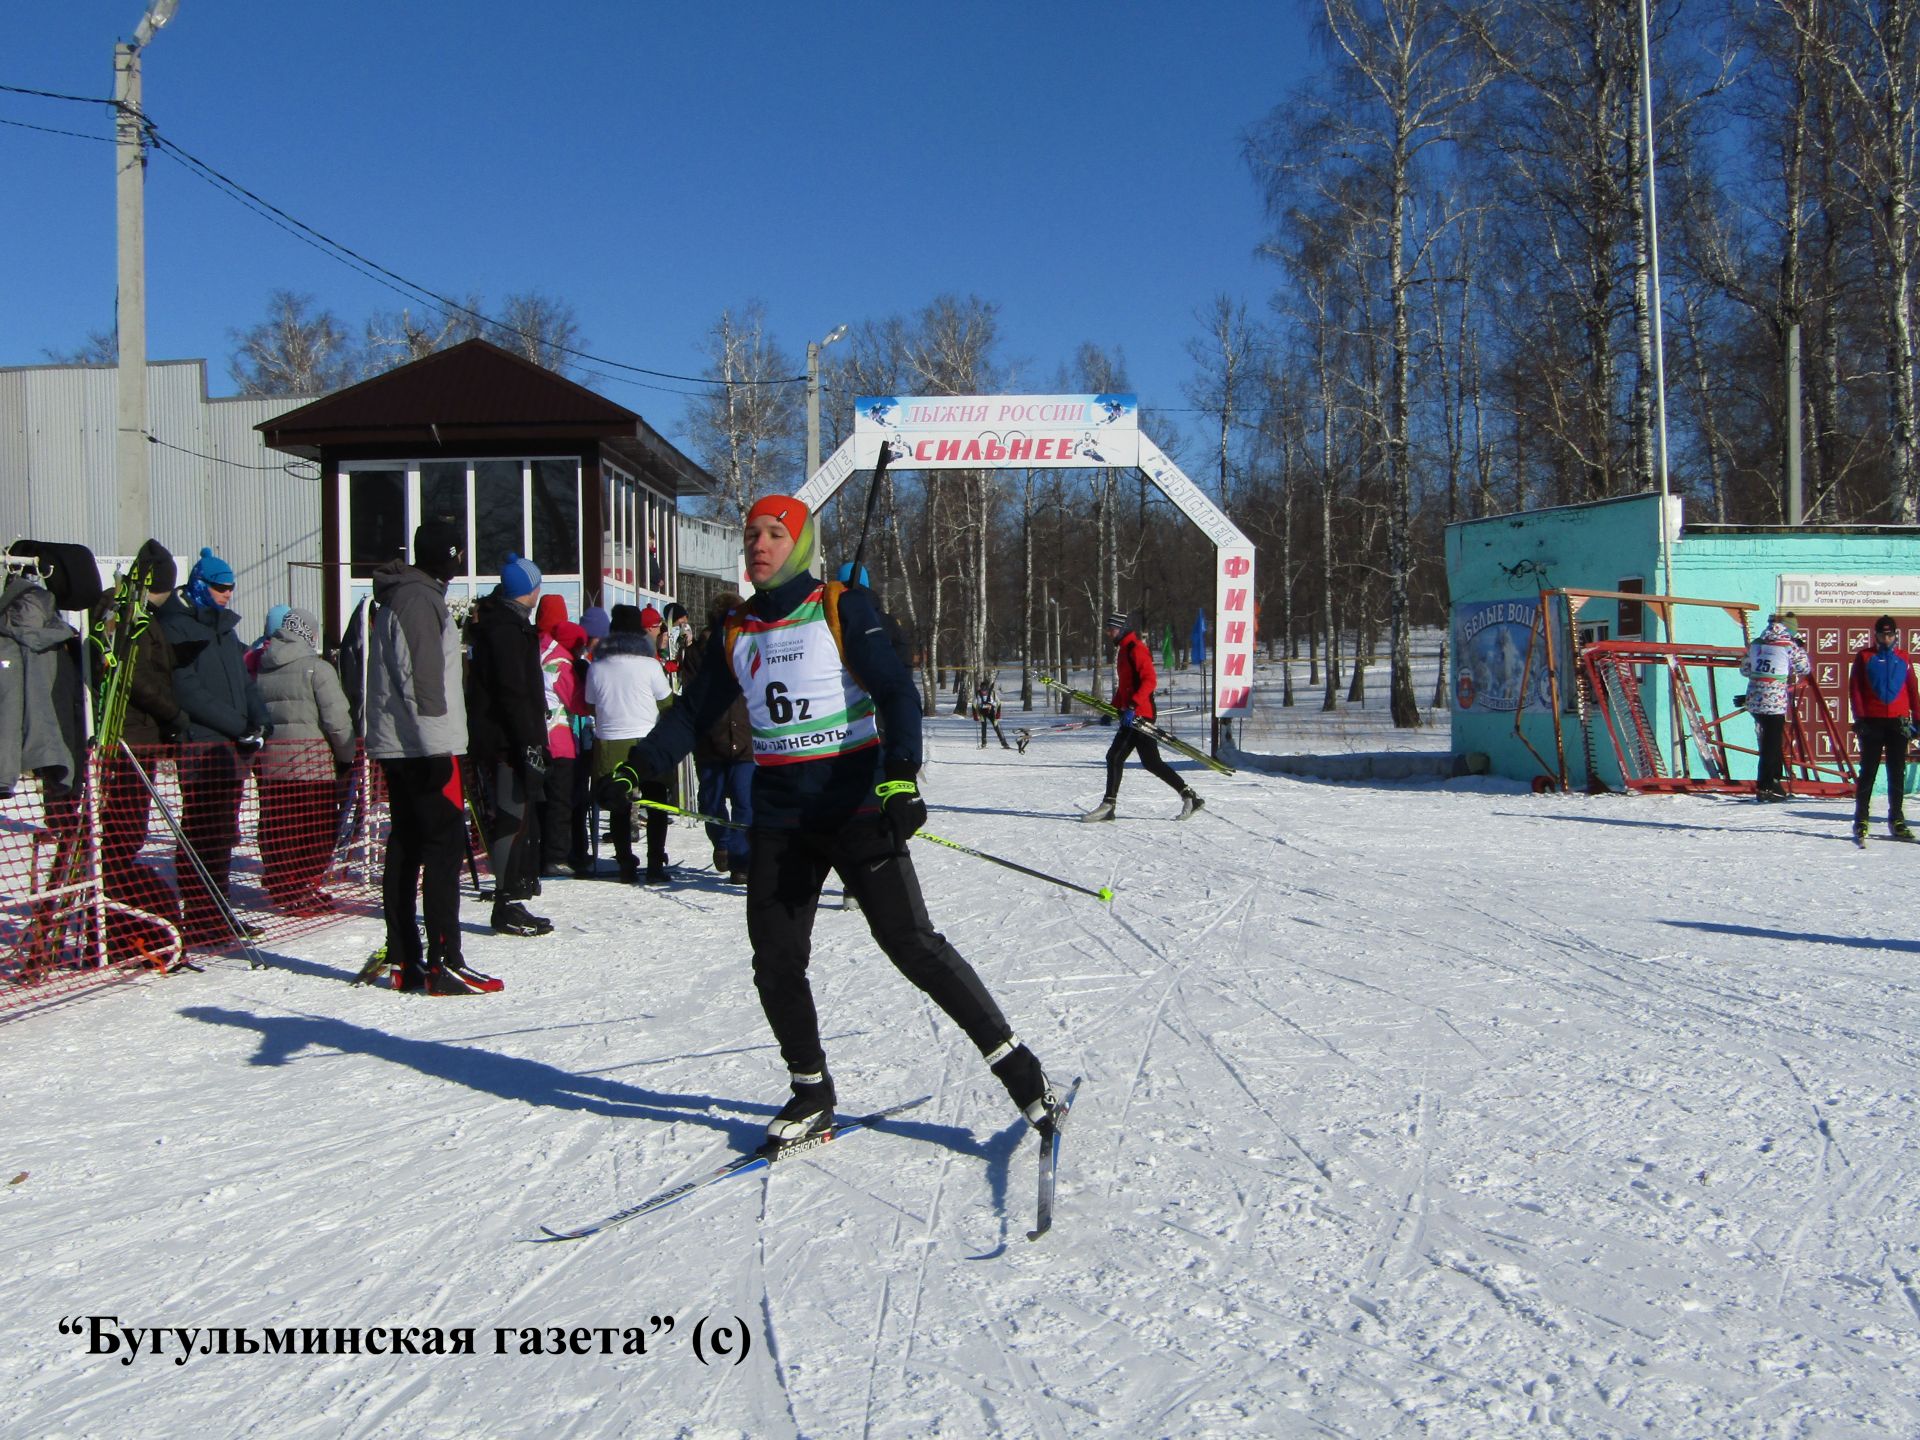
1514, 588, 1857, 796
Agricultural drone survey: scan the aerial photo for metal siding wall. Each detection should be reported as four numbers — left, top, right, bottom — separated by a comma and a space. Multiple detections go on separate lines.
0, 371, 31, 540
3, 363, 312, 619
147, 364, 208, 584
206, 395, 317, 627
24, 368, 99, 547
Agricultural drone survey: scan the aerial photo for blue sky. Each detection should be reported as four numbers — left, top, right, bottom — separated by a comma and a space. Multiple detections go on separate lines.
0, 1, 1312, 453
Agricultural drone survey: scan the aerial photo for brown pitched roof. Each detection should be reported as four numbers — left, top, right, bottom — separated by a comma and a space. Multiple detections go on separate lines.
256, 338, 645, 454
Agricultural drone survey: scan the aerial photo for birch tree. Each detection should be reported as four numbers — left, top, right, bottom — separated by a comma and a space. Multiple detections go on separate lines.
685, 303, 803, 526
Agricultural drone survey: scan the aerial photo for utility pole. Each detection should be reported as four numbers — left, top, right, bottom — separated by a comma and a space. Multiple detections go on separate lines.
805, 323, 847, 484
114, 0, 180, 558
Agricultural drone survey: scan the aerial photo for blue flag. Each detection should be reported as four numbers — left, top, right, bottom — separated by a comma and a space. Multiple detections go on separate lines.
1191, 609, 1208, 667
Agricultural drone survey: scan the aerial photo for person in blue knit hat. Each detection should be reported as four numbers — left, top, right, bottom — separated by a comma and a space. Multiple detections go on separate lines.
466, 553, 552, 935
156, 545, 269, 948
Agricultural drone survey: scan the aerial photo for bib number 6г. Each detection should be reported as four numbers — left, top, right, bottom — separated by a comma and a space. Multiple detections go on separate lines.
765, 681, 812, 725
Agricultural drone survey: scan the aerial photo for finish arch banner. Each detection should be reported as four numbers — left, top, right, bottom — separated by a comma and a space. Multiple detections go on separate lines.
852, 393, 1140, 469
798, 394, 1255, 718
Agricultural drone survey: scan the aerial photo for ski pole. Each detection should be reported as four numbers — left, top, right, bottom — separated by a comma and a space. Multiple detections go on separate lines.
118, 741, 270, 970
632, 795, 747, 830
915, 830, 1115, 904
462, 784, 489, 894
848, 436, 895, 583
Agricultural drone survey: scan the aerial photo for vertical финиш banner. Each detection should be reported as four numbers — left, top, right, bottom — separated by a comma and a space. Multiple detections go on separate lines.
1214, 547, 1255, 716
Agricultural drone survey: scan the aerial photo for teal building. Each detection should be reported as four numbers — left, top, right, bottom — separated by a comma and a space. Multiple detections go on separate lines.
1446, 494, 1920, 795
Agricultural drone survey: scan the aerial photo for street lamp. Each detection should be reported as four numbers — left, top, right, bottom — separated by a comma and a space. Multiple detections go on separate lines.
805, 323, 847, 483
114, 0, 181, 557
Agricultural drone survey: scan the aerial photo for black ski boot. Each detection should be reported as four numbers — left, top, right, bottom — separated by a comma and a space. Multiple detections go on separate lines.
491, 901, 553, 937
988, 1038, 1058, 1132
764, 1069, 836, 1148
1177, 789, 1205, 820
442, 958, 504, 992
398, 961, 494, 996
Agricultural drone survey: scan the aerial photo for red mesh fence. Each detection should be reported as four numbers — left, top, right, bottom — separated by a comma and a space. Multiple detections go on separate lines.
0, 742, 398, 1018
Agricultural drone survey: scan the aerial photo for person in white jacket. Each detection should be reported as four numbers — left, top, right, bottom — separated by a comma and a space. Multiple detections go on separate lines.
585, 604, 674, 886
1739, 614, 1811, 801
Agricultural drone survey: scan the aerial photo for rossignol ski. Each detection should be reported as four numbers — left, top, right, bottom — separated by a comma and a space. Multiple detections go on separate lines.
89, 571, 150, 753
1028, 1077, 1082, 1241
1037, 675, 1234, 775
534, 1095, 932, 1242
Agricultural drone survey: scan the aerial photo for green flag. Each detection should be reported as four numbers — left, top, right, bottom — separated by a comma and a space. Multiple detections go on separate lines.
1162, 623, 1177, 673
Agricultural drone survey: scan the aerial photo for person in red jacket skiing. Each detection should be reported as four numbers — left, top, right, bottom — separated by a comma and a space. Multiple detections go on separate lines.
1849, 614, 1918, 842
1081, 611, 1204, 822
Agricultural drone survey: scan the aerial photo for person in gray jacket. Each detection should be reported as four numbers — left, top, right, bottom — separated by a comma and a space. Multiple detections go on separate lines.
156, 548, 269, 947
365, 519, 497, 996
255, 607, 355, 914
0, 575, 84, 802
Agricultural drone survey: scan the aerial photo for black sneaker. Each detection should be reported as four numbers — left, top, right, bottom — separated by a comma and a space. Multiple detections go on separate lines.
643, 866, 671, 888
491, 902, 553, 937
987, 1039, 1057, 1131
713, 846, 730, 873
764, 1070, 835, 1147
728, 869, 749, 885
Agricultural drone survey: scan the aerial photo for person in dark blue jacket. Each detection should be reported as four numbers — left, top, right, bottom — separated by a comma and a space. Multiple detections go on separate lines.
156, 547, 269, 946
619, 495, 1056, 1149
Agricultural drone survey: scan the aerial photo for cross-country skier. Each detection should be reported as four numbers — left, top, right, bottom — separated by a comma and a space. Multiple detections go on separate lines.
972, 673, 1011, 750
1081, 611, 1204, 822
615, 494, 1057, 1148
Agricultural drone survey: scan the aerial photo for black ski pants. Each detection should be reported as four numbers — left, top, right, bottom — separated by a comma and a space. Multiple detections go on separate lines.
176, 741, 245, 941
484, 757, 540, 902
745, 819, 1012, 1077
539, 756, 576, 868
1754, 712, 1787, 793
1854, 718, 1911, 824
1104, 726, 1185, 801
380, 756, 465, 966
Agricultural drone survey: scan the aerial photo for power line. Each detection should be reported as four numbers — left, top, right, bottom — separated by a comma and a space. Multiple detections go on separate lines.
146, 431, 318, 479
0, 76, 802, 396
0, 114, 112, 142
0, 82, 115, 106
140, 120, 804, 394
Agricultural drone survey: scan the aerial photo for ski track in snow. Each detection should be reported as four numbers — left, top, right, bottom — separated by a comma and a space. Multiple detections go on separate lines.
5, 688, 1920, 1438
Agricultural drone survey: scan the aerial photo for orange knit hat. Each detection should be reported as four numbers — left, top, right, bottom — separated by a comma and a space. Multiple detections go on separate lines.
746, 494, 809, 534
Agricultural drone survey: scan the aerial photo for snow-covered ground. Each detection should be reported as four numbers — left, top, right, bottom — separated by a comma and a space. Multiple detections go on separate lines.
4, 682, 1916, 1439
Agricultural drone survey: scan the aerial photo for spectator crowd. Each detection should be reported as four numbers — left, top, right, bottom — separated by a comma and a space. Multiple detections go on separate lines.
2, 526, 733, 994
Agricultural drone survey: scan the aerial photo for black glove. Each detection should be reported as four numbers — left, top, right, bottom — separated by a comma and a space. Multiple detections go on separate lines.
235, 730, 265, 756
876, 762, 926, 852
523, 743, 550, 775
